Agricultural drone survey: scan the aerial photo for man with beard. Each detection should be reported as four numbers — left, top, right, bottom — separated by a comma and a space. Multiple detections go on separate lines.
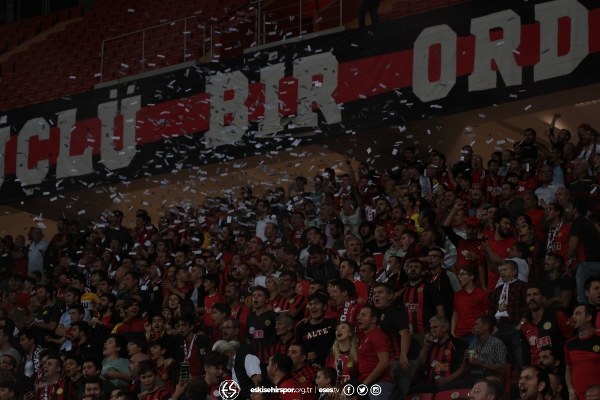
228, 264, 253, 304
538, 346, 561, 375
499, 182, 525, 223
402, 259, 443, 340
266, 353, 302, 400
565, 304, 600, 400
91, 293, 115, 331
372, 282, 413, 399
539, 253, 575, 312
295, 292, 336, 367
224, 283, 250, 341
27, 284, 62, 347
584, 276, 600, 329
247, 286, 278, 367
519, 285, 572, 365
70, 321, 103, 359
544, 203, 571, 265
306, 245, 338, 283
483, 159, 504, 208
518, 366, 551, 400
482, 209, 517, 292
426, 247, 455, 318
373, 199, 394, 234
104, 210, 134, 251
566, 198, 600, 303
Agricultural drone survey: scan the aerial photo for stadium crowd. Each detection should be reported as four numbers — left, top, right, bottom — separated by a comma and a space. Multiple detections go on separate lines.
0, 118, 599, 400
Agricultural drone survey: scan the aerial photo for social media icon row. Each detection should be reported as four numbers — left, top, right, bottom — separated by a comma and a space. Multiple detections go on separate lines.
342, 384, 382, 397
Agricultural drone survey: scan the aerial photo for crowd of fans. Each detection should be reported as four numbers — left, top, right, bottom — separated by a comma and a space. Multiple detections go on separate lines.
0, 117, 599, 400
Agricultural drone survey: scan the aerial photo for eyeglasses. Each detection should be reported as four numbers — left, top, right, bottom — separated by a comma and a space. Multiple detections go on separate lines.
427, 254, 442, 258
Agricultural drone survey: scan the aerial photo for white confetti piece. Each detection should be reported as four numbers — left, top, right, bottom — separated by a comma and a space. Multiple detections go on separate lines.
78, 210, 85, 215
524, 104, 532, 110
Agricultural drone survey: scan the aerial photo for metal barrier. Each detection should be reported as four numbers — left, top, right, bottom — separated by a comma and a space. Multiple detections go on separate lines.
99, 15, 210, 82
252, 0, 345, 47
98, 0, 345, 82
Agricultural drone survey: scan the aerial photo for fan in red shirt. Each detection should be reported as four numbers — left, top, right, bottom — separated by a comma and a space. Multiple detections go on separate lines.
115, 299, 146, 334
266, 353, 303, 400
330, 279, 362, 332
270, 270, 307, 320
202, 274, 224, 334
482, 210, 517, 291
565, 304, 600, 400
451, 265, 490, 341
444, 202, 486, 287
356, 304, 392, 398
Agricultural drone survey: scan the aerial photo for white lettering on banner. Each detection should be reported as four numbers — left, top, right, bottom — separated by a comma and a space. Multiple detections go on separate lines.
292, 52, 341, 129
17, 118, 49, 186
56, 108, 93, 178
0, 126, 10, 188
99, 95, 140, 170
413, 25, 457, 102
257, 62, 285, 137
204, 71, 249, 147
468, 10, 522, 92
534, 0, 588, 81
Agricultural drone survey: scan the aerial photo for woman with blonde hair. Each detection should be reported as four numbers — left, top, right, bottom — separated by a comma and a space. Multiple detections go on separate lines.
325, 322, 359, 386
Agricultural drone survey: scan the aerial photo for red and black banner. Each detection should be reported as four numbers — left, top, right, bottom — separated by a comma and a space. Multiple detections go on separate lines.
0, 0, 599, 203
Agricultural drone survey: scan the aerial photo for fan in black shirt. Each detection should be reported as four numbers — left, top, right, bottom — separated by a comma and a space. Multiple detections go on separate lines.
296, 292, 336, 367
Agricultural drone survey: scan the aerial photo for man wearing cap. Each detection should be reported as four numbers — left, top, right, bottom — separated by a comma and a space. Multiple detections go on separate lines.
104, 210, 134, 251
